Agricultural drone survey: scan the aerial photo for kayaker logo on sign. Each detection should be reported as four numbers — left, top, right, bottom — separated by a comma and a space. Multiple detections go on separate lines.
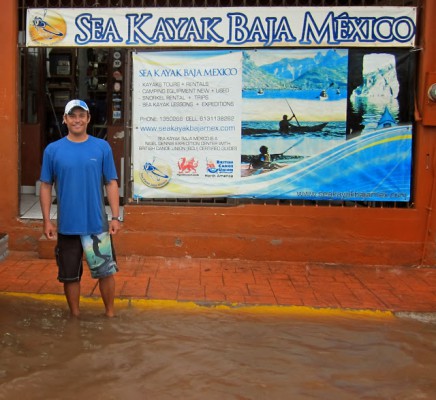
139, 158, 172, 188
132, 48, 414, 202
28, 9, 67, 45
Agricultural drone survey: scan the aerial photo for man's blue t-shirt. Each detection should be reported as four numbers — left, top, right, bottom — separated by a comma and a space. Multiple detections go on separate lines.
40, 136, 118, 235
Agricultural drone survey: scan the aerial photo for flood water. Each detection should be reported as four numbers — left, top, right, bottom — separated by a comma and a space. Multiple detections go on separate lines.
1, 294, 436, 400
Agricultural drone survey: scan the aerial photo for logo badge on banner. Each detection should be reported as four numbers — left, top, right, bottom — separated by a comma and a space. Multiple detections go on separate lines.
139, 159, 172, 188
28, 10, 66, 45
178, 157, 199, 175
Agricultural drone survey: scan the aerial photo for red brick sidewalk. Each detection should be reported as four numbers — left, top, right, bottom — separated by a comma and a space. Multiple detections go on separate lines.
1, 251, 436, 313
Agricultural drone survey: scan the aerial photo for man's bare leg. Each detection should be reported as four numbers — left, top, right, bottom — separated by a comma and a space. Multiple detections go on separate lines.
99, 275, 115, 317
64, 281, 81, 317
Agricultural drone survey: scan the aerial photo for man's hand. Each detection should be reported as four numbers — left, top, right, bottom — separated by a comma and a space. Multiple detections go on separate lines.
43, 219, 57, 240
109, 219, 121, 235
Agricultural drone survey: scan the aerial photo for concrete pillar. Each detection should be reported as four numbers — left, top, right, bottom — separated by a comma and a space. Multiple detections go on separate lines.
0, 1, 19, 231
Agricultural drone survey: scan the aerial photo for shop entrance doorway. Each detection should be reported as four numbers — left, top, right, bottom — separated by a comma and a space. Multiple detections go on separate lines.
19, 47, 127, 218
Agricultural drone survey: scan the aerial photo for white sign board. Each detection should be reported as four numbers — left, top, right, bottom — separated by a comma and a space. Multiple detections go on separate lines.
27, 7, 417, 48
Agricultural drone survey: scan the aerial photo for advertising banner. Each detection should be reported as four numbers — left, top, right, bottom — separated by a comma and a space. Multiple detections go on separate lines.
132, 48, 414, 201
132, 50, 242, 196
27, 7, 416, 48
26, 7, 416, 202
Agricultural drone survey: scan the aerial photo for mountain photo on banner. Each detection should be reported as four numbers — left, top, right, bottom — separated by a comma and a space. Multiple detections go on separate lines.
240, 49, 348, 177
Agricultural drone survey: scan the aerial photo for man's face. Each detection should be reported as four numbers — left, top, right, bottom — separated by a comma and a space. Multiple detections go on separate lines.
63, 108, 90, 135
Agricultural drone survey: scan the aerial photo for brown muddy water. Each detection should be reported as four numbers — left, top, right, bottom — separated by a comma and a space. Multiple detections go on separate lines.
1, 294, 436, 400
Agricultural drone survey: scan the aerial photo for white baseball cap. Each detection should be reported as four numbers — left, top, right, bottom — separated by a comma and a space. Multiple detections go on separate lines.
64, 99, 89, 115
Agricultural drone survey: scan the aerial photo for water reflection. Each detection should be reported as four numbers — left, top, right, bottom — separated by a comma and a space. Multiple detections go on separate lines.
1, 294, 436, 399
351, 96, 400, 132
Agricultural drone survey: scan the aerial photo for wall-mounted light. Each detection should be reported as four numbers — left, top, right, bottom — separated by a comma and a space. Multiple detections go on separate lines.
428, 83, 436, 102
423, 73, 436, 125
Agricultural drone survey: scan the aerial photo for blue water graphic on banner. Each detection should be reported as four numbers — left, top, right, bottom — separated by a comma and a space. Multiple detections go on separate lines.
231, 125, 411, 201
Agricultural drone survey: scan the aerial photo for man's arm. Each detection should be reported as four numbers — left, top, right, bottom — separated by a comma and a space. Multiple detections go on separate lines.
40, 182, 57, 239
106, 179, 121, 234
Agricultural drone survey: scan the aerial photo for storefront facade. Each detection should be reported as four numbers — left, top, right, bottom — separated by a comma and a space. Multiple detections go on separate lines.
1, 0, 436, 267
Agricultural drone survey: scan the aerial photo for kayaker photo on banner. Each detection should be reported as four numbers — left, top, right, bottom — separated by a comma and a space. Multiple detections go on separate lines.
131, 47, 414, 202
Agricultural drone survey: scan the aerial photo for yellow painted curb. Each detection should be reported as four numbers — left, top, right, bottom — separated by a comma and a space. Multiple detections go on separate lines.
0, 291, 394, 319
128, 298, 394, 319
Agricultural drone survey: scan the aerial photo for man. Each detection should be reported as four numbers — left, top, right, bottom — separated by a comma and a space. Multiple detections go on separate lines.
251, 145, 271, 169
279, 114, 295, 134
40, 99, 121, 317
250, 145, 279, 171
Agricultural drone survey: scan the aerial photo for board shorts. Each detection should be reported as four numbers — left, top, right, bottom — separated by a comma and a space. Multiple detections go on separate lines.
55, 232, 118, 282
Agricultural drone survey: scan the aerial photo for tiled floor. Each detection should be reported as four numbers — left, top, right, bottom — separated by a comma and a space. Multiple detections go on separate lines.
20, 194, 123, 220
20, 194, 57, 219
14, 198, 436, 314
2, 251, 436, 313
